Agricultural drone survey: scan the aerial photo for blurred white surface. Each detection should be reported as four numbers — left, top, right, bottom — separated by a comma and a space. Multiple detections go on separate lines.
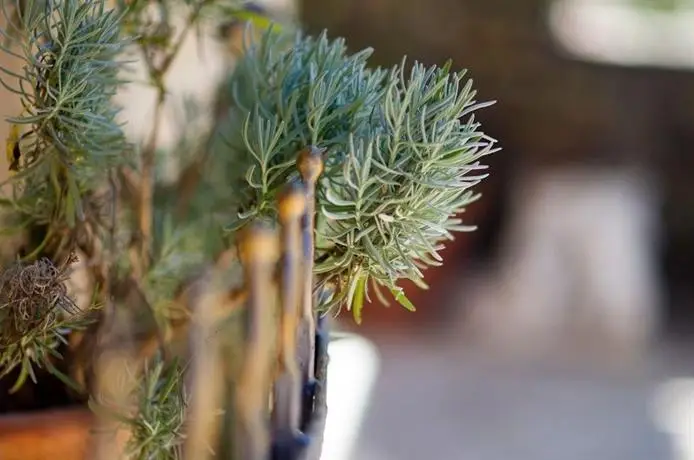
653, 378, 694, 460
550, 0, 694, 69
321, 335, 380, 460
352, 334, 692, 460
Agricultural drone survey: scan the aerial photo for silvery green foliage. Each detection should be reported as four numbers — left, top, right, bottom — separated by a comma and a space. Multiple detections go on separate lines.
0, 0, 130, 389
89, 357, 187, 460
0, 0, 130, 229
212, 28, 498, 318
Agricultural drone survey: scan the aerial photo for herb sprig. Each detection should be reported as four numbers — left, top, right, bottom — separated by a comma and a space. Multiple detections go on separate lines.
213, 28, 498, 320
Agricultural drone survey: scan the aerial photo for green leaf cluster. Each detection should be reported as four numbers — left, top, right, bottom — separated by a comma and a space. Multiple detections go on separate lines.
90, 357, 188, 460
0, 0, 130, 234
211, 28, 498, 316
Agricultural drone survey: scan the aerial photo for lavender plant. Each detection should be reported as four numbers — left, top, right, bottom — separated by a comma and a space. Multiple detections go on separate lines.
0, 0, 497, 458
211, 28, 497, 322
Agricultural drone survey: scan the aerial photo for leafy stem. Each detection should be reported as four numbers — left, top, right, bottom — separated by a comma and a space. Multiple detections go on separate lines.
134, 0, 215, 273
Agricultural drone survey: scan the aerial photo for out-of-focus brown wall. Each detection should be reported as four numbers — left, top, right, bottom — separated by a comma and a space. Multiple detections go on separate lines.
301, 0, 666, 170
300, 0, 694, 329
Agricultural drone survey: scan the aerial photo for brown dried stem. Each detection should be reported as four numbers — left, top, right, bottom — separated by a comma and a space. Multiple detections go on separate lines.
236, 223, 280, 460
272, 181, 306, 437
136, 0, 213, 273
296, 146, 324, 384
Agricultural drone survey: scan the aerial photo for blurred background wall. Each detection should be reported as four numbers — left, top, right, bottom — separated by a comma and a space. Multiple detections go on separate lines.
293, 3, 694, 459
299, 0, 694, 344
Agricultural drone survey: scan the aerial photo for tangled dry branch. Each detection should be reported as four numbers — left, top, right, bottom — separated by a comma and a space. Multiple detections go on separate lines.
0, 256, 78, 347
0, 255, 90, 390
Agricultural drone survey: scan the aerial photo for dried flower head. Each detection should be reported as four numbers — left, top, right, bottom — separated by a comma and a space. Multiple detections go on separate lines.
0, 255, 90, 391
0, 256, 76, 344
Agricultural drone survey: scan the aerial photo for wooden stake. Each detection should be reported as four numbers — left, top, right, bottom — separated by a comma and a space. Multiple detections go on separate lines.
236, 223, 280, 460
272, 181, 307, 438
296, 146, 324, 387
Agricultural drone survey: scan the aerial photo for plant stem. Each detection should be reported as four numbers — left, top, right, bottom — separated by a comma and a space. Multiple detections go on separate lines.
182, 268, 229, 460
272, 182, 306, 437
296, 146, 324, 386
236, 224, 279, 460
137, 89, 164, 271
136, 0, 211, 271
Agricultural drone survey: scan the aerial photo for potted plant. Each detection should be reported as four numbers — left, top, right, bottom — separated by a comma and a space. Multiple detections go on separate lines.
0, 0, 497, 458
